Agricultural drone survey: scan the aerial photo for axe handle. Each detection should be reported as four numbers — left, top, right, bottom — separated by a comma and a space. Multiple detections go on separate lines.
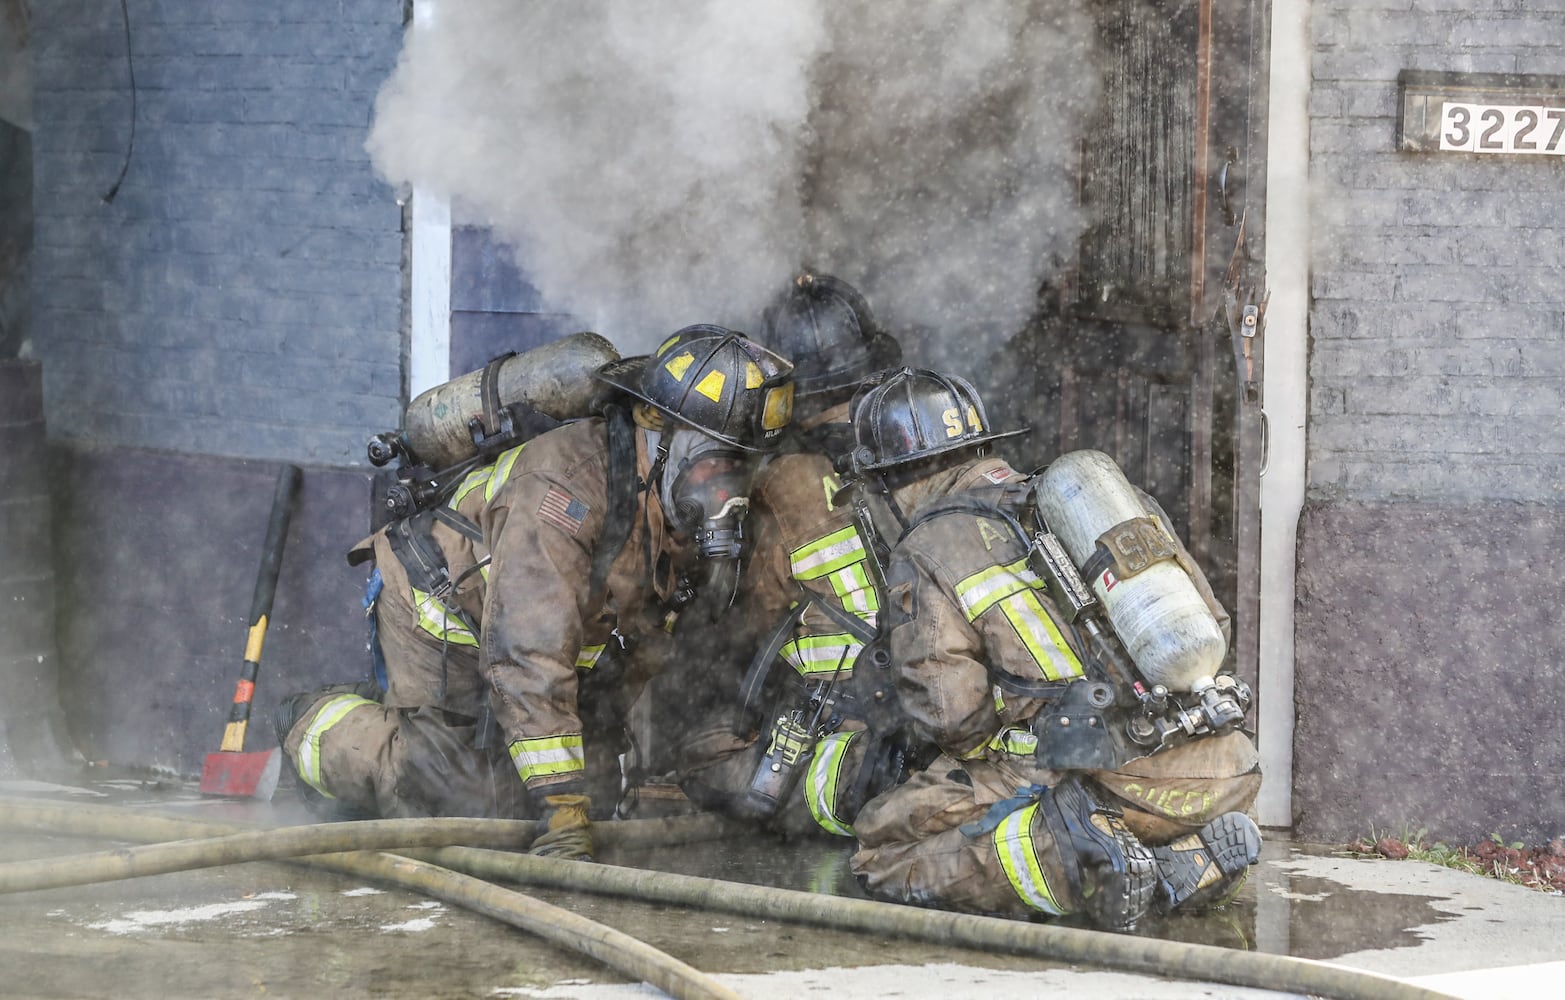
219, 464, 303, 752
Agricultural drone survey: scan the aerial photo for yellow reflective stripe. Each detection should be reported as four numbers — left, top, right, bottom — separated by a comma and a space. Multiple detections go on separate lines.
804, 731, 858, 837
780, 634, 860, 677
487, 444, 526, 501
297, 694, 374, 798
450, 464, 494, 509
820, 474, 842, 511
790, 526, 866, 581
994, 802, 1067, 915
827, 562, 880, 617
508, 733, 584, 784
575, 644, 606, 670
413, 588, 478, 646
993, 683, 1006, 713
999, 591, 1085, 681
955, 558, 1042, 621
987, 725, 1039, 757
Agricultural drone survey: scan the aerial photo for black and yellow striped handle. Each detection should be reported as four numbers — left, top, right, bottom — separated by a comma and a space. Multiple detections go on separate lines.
219, 464, 302, 752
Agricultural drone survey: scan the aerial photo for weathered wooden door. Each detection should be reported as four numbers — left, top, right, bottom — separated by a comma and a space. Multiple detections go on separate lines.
1001, 0, 1267, 683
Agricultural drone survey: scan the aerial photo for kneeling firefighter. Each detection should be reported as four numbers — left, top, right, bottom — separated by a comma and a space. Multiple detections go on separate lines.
277, 327, 794, 861
839, 367, 1263, 931
654, 273, 907, 839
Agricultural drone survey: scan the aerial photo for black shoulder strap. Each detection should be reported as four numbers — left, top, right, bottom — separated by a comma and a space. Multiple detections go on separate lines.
738, 599, 814, 719
383, 510, 480, 632
902, 484, 1031, 548
587, 405, 640, 609
478, 352, 514, 439
431, 505, 483, 543
813, 596, 878, 643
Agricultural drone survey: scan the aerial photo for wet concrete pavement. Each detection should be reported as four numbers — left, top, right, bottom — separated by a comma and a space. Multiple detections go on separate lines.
1, 774, 1561, 999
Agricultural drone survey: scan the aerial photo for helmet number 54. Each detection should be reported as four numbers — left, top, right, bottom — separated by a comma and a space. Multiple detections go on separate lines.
943, 406, 984, 438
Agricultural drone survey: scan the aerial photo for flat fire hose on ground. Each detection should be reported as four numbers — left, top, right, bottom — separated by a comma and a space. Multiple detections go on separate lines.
0, 798, 1456, 1000
0, 801, 743, 1000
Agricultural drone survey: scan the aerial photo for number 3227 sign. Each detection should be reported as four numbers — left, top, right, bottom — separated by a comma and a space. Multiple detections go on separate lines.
1441, 103, 1565, 155
1398, 71, 1565, 156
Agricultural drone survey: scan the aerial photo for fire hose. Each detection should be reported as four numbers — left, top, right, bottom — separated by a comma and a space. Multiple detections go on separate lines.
0, 798, 1456, 1000
0, 801, 746, 1000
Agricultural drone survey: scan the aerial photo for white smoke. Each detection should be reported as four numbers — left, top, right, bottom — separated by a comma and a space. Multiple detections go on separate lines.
366, 0, 1099, 361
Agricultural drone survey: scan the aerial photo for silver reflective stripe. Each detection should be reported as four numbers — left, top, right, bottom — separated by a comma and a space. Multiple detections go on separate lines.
987, 725, 1039, 756
508, 733, 585, 784
297, 694, 374, 798
414, 589, 478, 646
781, 634, 862, 676
955, 558, 1041, 621
804, 732, 857, 837
997, 591, 1084, 681
994, 802, 1066, 915
790, 526, 865, 580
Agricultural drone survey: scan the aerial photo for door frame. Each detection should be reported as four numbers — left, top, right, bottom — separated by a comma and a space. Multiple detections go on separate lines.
1258, 0, 1306, 830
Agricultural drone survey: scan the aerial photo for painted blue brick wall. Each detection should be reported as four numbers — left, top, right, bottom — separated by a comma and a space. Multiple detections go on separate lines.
1309, 1, 1565, 503
31, 0, 406, 465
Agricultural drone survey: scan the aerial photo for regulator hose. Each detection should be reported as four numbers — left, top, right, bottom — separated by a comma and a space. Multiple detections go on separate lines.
0, 798, 1454, 1000
0, 800, 741, 1000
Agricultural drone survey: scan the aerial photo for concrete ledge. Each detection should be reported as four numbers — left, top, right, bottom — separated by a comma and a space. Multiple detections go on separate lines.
1293, 498, 1565, 845
50, 444, 374, 775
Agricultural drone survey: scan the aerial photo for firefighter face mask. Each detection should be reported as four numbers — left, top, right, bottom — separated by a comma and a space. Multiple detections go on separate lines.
659, 428, 754, 562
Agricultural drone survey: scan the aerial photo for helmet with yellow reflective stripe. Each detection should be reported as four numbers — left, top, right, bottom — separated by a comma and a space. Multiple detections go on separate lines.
847, 366, 1025, 473
593, 324, 795, 452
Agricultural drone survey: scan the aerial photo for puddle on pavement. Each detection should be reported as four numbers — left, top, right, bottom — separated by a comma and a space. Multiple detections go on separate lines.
605, 833, 1457, 967
1, 779, 1459, 988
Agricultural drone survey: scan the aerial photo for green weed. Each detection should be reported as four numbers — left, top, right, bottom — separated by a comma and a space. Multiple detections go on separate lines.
1343, 824, 1535, 889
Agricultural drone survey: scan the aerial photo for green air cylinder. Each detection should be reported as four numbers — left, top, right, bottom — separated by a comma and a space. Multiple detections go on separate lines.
400, 332, 621, 469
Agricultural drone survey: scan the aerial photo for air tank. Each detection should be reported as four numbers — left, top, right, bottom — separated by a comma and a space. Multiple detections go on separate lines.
399, 332, 620, 469
1032, 449, 1226, 692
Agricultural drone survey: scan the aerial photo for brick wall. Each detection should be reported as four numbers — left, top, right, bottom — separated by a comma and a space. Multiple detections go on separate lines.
1295, 0, 1565, 842
25, 1, 406, 773
1309, 0, 1565, 503
31, 0, 406, 465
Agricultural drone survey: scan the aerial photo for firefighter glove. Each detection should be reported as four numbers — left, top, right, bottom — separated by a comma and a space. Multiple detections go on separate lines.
529, 793, 594, 861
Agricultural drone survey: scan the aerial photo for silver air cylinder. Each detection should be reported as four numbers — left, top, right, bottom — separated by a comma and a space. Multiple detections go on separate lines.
1033, 449, 1227, 692
401, 332, 620, 469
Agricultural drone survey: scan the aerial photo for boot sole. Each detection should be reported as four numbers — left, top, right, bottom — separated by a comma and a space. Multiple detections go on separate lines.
1152, 811, 1262, 912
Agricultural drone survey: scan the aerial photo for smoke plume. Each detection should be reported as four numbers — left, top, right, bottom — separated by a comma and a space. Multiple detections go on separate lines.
366, 0, 1099, 363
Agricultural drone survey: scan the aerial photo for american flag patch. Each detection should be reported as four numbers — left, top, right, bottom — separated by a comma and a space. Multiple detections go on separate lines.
537, 487, 589, 536
983, 467, 1014, 484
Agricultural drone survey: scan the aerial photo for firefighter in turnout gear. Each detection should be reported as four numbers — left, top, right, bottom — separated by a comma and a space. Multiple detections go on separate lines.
277, 327, 794, 861
657, 273, 905, 838
840, 367, 1262, 931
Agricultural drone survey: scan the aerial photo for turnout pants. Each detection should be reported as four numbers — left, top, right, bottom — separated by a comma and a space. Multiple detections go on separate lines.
284, 693, 530, 819
850, 731, 1261, 918
279, 539, 627, 819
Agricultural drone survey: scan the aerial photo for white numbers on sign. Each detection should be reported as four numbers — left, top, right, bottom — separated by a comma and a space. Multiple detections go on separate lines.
1440, 102, 1565, 154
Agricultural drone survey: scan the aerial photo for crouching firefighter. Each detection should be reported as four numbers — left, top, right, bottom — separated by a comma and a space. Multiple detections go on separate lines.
650, 273, 907, 839
276, 327, 794, 862
838, 367, 1264, 931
